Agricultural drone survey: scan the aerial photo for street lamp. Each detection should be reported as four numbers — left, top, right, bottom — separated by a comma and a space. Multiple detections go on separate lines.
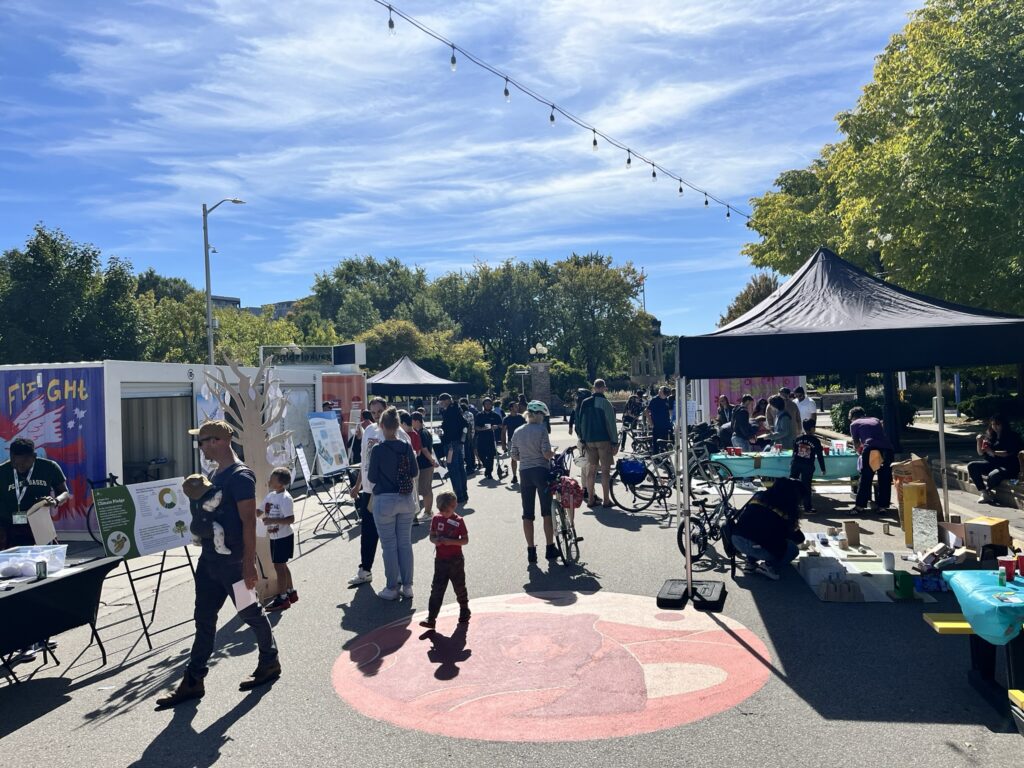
203, 197, 245, 365
529, 342, 548, 358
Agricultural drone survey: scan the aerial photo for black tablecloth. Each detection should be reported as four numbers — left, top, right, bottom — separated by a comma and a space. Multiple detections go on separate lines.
0, 557, 120, 656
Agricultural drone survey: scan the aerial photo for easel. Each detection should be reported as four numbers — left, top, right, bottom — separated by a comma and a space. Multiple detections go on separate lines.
107, 547, 196, 650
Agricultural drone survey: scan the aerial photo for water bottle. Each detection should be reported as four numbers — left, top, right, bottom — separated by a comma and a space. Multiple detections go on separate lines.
998, 567, 1007, 587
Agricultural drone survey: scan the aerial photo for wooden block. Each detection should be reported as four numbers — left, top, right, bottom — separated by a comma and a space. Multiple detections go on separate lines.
843, 520, 860, 548
922, 612, 974, 635
1010, 689, 1024, 709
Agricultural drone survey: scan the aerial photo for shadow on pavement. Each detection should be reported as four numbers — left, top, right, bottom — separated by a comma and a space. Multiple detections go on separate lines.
522, 563, 601, 594
425, 624, 471, 680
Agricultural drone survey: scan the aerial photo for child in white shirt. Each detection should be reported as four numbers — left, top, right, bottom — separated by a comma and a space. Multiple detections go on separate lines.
262, 467, 296, 612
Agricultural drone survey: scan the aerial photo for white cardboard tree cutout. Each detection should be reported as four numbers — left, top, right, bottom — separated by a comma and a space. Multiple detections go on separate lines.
204, 356, 292, 599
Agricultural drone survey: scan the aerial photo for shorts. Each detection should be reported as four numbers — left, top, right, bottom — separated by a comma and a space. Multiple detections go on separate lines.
269, 534, 294, 564
417, 466, 434, 496
584, 441, 614, 472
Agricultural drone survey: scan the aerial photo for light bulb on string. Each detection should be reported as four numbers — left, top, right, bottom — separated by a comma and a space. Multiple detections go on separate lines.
387, 6, 395, 35
503, 77, 510, 103
450, 45, 457, 72
592, 129, 598, 151
626, 149, 632, 169
651, 164, 657, 182
726, 205, 731, 219
549, 106, 555, 126
704, 193, 709, 207
678, 180, 684, 197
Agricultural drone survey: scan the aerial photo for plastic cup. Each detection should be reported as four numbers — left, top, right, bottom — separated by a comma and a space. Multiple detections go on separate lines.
1017, 554, 1024, 574
998, 555, 1017, 581
822, 446, 831, 456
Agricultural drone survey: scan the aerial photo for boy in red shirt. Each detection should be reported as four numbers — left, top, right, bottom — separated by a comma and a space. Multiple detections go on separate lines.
419, 491, 470, 629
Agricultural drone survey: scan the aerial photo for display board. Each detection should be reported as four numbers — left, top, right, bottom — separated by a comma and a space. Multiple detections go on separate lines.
94, 476, 190, 559
308, 412, 349, 476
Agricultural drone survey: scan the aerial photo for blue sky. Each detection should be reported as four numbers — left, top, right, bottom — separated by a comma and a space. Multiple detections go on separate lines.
0, 0, 922, 336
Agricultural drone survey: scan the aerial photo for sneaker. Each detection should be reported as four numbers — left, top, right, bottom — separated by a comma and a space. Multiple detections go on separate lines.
511, 475, 518, 485
416, 510, 430, 521
348, 568, 372, 586
977, 492, 993, 504
156, 672, 205, 708
851, 506, 867, 515
239, 659, 281, 691
400, 584, 414, 599
737, 480, 757, 492
527, 546, 537, 564
741, 558, 758, 573
458, 610, 471, 624
419, 618, 436, 629
266, 595, 290, 612
287, 590, 298, 604
545, 543, 559, 560
377, 587, 400, 601
755, 563, 780, 581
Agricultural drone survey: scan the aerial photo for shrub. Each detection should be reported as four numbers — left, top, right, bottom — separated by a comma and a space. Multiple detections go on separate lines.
830, 397, 916, 435
959, 395, 1024, 422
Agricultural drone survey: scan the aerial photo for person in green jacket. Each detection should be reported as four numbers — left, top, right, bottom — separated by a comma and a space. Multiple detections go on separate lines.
578, 379, 619, 507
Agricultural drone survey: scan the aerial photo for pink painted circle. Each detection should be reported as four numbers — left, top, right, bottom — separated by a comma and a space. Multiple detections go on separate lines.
332, 591, 771, 742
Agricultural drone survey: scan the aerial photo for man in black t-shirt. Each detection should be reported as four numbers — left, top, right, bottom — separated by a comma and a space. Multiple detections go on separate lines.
501, 401, 526, 486
0, 438, 69, 549
474, 398, 502, 479
157, 419, 279, 708
646, 386, 673, 449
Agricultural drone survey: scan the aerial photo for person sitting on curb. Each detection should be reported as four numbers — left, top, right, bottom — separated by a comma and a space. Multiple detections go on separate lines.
729, 476, 805, 581
969, 414, 1023, 505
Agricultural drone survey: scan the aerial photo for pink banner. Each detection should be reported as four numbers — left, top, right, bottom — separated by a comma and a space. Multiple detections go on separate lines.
709, 376, 802, 409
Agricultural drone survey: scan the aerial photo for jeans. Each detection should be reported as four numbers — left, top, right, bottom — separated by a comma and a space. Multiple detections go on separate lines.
445, 442, 469, 501
356, 492, 378, 572
967, 459, 1017, 493
731, 535, 798, 570
373, 492, 416, 589
188, 555, 278, 679
519, 466, 551, 521
790, 462, 814, 511
855, 448, 894, 508
477, 435, 496, 476
427, 555, 469, 621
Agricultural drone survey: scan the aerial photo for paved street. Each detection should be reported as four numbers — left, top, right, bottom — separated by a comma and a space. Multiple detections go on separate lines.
2, 422, 1021, 767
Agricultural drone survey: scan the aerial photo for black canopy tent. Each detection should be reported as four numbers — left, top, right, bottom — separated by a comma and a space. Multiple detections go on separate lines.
671, 247, 1024, 599
366, 356, 470, 397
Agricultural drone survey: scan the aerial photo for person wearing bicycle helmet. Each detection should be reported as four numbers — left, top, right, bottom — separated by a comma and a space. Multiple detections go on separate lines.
729, 476, 805, 581
509, 400, 557, 564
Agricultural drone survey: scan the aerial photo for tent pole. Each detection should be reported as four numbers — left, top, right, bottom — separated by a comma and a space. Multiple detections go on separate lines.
677, 377, 692, 598
935, 365, 949, 519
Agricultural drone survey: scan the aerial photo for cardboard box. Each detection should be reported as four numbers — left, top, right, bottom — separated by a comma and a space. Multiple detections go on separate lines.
964, 516, 1011, 550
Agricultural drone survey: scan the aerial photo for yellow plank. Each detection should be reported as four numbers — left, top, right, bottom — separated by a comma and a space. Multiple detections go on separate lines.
1010, 690, 1024, 709
922, 612, 974, 635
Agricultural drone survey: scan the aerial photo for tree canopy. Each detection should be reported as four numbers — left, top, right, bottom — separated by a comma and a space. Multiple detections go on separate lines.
743, 0, 1024, 314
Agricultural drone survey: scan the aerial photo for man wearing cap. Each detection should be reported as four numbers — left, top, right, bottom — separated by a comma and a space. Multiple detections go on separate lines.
438, 393, 469, 504
577, 379, 619, 508
157, 420, 279, 708
347, 397, 410, 587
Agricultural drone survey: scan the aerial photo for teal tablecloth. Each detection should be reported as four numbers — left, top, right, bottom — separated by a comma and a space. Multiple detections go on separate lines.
942, 570, 1024, 646
710, 451, 859, 480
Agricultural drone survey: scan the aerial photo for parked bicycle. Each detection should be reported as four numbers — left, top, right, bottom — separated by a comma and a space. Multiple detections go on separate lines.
609, 440, 734, 515
85, 473, 121, 545
676, 493, 740, 565
547, 449, 583, 564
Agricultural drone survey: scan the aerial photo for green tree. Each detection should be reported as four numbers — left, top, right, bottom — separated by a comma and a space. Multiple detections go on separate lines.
717, 272, 780, 327
0, 226, 147, 363
147, 292, 207, 363
214, 307, 301, 366
548, 359, 589, 402
356, 319, 425, 371
548, 253, 647, 380
136, 267, 195, 303
333, 289, 382, 340
744, 0, 1024, 313
312, 255, 428, 324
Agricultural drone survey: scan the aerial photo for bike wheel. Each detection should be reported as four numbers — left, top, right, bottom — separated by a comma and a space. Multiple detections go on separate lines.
86, 503, 102, 545
676, 515, 709, 563
690, 460, 734, 501
609, 468, 658, 513
497, 459, 509, 480
553, 502, 580, 564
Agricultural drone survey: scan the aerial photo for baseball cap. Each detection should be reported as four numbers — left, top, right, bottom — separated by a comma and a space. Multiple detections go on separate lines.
526, 400, 549, 416
187, 419, 235, 441
438, 393, 452, 401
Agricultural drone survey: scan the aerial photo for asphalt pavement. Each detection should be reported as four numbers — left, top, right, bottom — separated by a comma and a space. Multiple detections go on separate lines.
1, 422, 1020, 767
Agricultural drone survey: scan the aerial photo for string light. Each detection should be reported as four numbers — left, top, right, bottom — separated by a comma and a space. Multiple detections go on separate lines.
373, 0, 749, 219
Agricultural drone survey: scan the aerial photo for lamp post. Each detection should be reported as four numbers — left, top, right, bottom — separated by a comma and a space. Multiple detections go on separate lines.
529, 342, 548, 359
203, 198, 246, 365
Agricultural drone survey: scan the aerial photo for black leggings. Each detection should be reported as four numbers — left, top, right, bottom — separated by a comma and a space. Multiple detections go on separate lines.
968, 459, 1018, 493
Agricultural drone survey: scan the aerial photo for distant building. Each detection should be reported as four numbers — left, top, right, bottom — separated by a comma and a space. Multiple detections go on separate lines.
211, 295, 241, 310
630, 317, 665, 387
241, 300, 298, 319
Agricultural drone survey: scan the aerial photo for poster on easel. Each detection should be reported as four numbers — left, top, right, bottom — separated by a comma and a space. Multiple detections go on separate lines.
308, 412, 349, 476
94, 477, 190, 559
295, 445, 313, 483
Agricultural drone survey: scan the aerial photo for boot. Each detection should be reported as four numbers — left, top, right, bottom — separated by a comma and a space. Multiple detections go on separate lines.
239, 658, 281, 691
156, 672, 205, 708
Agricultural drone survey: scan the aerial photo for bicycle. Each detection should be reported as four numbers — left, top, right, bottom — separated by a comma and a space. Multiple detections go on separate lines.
609, 443, 734, 515
85, 473, 121, 545
676, 493, 740, 565
495, 450, 510, 481
547, 449, 583, 565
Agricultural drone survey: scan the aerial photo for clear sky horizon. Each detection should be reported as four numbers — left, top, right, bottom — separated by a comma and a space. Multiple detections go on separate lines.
1, 1, 923, 336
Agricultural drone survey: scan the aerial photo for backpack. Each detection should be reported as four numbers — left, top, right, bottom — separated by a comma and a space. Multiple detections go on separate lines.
390, 443, 414, 495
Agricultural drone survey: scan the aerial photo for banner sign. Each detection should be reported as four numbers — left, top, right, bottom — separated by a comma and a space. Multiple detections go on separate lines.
308, 412, 349, 476
0, 366, 106, 533
94, 476, 190, 559
321, 373, 366, 439
709, 376, 802, 411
